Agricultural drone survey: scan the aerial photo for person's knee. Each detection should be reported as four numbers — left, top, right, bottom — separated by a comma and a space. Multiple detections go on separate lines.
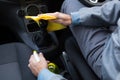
61, 0, 85, 14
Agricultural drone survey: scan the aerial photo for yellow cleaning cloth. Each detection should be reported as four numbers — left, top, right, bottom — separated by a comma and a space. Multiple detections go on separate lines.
25, 14, 66, 32
25, 14, 56, 22
25, 16, 40, 26
47, 22, 66, 32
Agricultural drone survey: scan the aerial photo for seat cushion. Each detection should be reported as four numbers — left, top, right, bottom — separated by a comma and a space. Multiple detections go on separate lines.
0, 62, 22, 80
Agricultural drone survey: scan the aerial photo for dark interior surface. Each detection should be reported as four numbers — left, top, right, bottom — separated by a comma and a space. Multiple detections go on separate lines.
0, 25, 19, 44
0, 0, 103, 80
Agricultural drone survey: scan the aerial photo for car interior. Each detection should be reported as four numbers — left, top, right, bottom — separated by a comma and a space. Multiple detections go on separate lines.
0, 0, 108, 80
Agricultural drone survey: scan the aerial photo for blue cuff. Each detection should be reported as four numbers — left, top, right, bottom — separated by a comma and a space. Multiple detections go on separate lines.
70, 12, 81, 26
37, 68, 56, 80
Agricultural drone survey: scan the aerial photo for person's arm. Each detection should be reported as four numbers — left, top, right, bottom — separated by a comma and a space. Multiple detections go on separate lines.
46, 1, 120, 27
38, 68, 67, 80
28, 52, 67, 80
71, 0, 120, 27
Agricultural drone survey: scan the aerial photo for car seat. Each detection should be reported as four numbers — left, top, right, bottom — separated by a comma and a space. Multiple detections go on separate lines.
65, 37, 100, 80
0, 42, 36, 80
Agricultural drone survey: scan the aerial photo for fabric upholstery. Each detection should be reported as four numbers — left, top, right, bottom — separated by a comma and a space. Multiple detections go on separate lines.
0, 43, 36, 80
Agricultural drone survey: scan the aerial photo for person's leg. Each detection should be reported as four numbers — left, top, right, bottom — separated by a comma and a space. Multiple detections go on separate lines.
61, 0, 85, 14
65, 37, 99, 80
61, 0, 111, 78
102, 19, 120, 80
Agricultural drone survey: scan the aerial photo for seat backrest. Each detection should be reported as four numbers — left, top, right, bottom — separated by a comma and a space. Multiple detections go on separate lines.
0, 43, 36, 80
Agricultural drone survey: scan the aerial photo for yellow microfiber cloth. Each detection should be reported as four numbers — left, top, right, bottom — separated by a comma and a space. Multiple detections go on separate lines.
25, 14, 56, 26
47, 22, 66, 32
25, 14, 66, 32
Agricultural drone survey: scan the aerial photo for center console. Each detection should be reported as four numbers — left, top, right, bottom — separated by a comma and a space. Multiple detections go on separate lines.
17, 1, 80, 79
0, 0, 80, 80
17, 0, 59, 56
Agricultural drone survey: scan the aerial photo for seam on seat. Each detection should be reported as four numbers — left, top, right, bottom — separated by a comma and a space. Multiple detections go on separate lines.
0, 61, 18, 65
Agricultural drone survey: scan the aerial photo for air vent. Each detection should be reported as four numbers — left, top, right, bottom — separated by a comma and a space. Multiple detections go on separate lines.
26, 22, 41, 32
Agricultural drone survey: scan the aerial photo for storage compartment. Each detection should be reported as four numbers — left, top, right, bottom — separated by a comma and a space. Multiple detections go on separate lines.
46, 51, 81, 80
47, 54, 72, 80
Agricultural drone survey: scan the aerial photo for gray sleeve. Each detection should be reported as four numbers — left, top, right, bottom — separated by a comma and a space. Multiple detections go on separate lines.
71, 1, 120, 27
50, 75, 67, 80
37, 68, 67, 80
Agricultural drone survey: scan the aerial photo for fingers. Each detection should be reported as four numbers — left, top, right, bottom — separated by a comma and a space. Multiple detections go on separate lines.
28, 64, 30, 67
28, 55, 36, 69
28, 52, 49, 77
29, 55, 37, 63
38, 52, 46, 61
38, 52, 44, 57
28, 52, 48, 65
47, 60, 50, 64
28, 54, 39, 68
38, 12, 60, 19
38, 12, 71, 26
28, 62, 38, 76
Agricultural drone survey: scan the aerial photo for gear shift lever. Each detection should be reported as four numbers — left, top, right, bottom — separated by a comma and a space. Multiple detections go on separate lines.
32, 20, 58, 53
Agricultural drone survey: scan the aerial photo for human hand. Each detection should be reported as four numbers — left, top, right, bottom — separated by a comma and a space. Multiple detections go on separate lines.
28, 52, 48, 76
38, 12, 72, 26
